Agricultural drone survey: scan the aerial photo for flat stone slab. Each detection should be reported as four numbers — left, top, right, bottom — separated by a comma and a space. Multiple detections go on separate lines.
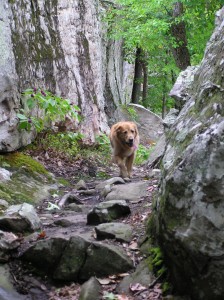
95, 222, 133, 242
54, 214, 87, 227
105, 181, 148, 202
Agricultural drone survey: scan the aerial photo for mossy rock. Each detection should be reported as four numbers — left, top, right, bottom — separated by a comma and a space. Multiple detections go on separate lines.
0, 152, 48, 175
0, 152, 56, 205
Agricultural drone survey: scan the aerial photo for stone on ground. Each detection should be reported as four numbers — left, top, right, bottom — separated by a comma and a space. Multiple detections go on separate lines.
95, 222, 133, 242
54, 236, 90, 281
21, 237, 67, 272
87, 200, 131, 225
54, 213, 86, 227
0, 203, 41, 232
95, 177, 125, 191
105, 181, 148, 202
78, 277, 101, 300
79, 242, 133, 280
20, 235, 133, 282
75, 180, 88, 190
0, 199, 9, 210
116, 260, 154, 294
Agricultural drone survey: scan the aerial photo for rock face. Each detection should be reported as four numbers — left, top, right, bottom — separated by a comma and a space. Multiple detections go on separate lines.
0, 0, 134, 151
152, 8, 224, 300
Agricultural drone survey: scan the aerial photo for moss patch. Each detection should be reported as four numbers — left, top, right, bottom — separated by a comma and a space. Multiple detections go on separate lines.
0, 152, 48, 175
0, 153, 54, 205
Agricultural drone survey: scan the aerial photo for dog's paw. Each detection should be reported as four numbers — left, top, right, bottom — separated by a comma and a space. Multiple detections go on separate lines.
123, 177, 131, 182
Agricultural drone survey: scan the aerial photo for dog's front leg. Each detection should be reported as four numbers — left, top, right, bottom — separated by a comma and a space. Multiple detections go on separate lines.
114, 156, 128, 178
126, 153, 135, 178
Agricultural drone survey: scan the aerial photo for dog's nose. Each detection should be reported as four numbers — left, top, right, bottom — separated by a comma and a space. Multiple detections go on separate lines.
129, 138, 134, 143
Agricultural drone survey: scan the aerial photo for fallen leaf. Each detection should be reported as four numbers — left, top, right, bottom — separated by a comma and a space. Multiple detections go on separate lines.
37, 231, 46, 240
117, 273, 130, 278
40, 284, 47, 291
97, 278, 111, 285
147, 186, 154, 192
130, 283, 146, 292
129, 241, 138, 250
116, 294, 130, 300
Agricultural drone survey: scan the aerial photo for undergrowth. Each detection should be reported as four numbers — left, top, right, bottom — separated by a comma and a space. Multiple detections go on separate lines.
26, 132, 152, 167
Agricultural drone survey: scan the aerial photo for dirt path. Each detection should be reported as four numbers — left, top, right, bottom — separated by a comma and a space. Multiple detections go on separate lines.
9, 151, 162, 300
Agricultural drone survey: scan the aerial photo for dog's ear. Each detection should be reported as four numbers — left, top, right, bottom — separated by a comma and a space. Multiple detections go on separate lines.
114, 124, 121, 133
134, 125, 139, 137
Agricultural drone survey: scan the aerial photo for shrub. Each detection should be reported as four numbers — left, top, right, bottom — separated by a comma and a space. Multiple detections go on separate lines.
17, 88, 81, 133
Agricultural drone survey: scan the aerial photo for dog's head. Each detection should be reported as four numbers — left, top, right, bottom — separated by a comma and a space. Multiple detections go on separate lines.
115, 122, 138, 147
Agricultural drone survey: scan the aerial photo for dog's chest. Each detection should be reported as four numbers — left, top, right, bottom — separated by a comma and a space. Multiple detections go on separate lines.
124, 147, 135, 157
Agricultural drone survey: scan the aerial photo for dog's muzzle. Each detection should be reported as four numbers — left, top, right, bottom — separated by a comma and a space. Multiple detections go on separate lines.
126, 139, 134, 147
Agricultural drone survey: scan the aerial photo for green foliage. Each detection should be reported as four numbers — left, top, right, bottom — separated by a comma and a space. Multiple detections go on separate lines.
147, 247, 172, 295
95, 133, 111, 160
38, 132, 83, 157
119, 104, 139, 121
182, 0, 223, 64
105, 0, 222, 114
95, 133, 110, 147
135, 144, 154, 165
17, 88, 81, 133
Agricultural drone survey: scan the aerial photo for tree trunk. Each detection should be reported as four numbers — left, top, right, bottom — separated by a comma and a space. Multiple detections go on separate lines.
142, 60, 148, 107
170, 2, 191, 70
131, 47, 143, 104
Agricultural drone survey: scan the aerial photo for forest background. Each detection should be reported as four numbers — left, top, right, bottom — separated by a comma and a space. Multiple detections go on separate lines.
106, 0, 223, 117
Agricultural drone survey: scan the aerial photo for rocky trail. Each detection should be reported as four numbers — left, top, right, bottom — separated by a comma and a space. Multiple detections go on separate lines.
0, 151, 162, 300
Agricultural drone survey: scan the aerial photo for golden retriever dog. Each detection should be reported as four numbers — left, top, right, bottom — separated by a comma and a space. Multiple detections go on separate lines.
109, 121, 139, 179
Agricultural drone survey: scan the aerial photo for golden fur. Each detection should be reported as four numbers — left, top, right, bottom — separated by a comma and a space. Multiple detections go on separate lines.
109, 121, 139, 178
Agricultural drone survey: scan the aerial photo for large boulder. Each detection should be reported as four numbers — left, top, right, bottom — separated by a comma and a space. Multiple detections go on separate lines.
79, 241, 133, 281
21, 235, 133, 281
0, 1, 36, 152
151, 7, 224, 300
0, 153, 56, 206
0, 0, 134, 151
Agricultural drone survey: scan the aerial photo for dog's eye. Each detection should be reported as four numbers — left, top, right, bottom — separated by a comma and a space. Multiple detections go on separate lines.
131, 130, 135, 133
124, 131, 128, 134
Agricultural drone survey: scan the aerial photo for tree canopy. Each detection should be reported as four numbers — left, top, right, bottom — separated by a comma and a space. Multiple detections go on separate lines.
105, 0, 223, 115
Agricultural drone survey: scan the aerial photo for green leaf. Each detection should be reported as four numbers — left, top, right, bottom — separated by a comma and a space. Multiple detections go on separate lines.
46, 202, 60, 211
17, 113, 28, 120
27, 98, 36, 109
23, 88, 34, 93
19, 122, 28, 129
73, 105, 81, 111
